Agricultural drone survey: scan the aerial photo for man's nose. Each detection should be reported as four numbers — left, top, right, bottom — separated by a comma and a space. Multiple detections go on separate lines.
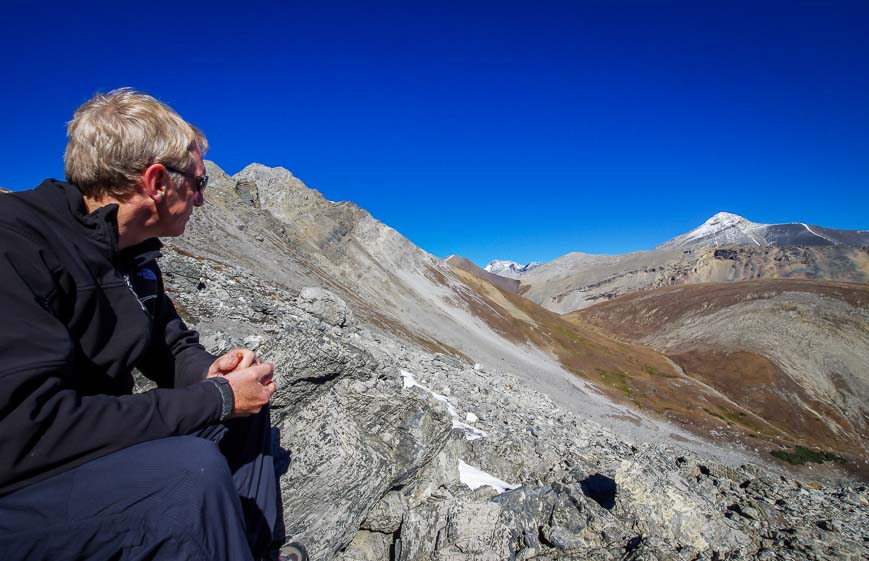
193, 190, 205, 207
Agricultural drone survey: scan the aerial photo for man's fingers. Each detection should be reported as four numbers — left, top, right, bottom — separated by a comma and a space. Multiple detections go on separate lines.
263, 380, 276, 399
219, 352, 239, 370
251, 362, 274, 383
237, 349, 256, 369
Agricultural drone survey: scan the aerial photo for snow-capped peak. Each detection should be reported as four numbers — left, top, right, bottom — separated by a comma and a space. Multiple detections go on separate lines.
679, 212, 758, 243
484, 260, 523, 273
484, 260, 541, 277
697, 211, 750, 232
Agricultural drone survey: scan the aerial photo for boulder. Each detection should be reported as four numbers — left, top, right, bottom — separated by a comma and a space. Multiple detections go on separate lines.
296, 287, 355, 328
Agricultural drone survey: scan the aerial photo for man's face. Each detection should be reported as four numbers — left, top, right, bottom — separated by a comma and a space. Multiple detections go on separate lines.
158, 145, 206, 237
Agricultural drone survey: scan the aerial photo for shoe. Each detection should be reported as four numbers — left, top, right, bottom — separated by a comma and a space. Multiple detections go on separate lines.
276, 542, 308, 561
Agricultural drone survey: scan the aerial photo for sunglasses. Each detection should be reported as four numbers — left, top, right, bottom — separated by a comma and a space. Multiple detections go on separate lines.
163, 165, 209, 193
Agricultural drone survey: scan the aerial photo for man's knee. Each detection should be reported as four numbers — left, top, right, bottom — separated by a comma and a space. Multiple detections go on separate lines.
151, 436, 234, 488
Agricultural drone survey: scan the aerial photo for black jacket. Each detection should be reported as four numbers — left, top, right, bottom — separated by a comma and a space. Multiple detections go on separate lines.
0, 180, 223, 496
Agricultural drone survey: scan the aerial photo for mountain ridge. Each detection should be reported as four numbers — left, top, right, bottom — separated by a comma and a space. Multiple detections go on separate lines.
486, 211, 869, 276
484, 212, 869, 314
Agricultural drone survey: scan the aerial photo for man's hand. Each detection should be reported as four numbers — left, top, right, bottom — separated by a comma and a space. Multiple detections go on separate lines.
224, 362, 276, 418
207, 348, 258, 378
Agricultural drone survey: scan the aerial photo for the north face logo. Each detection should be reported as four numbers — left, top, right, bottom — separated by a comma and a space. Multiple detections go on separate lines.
137, 268, 157, 281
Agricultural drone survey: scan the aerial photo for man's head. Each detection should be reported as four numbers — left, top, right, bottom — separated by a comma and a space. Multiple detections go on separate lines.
64, 88, 208, 200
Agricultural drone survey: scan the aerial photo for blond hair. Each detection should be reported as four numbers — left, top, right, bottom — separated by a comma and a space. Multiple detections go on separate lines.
64, 88, 208, 198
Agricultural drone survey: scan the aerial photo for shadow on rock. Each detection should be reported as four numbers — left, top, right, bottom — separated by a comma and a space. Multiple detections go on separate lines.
580, 473, 618, 510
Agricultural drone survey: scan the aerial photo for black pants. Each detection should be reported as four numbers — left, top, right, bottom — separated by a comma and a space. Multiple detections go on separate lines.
0, 410, 280, 561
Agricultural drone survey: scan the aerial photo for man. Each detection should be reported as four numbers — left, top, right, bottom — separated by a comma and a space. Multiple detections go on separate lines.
0, 89, 304, 561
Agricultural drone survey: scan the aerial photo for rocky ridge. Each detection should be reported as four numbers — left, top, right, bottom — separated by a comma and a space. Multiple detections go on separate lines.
512, 245, 869, 314
157, 246, 868, 561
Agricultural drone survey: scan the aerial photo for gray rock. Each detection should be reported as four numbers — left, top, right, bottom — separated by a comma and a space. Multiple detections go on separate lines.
277, 376, 453, 560
263, 325, 377, 414
297, 286, 355, 328
336, 530, 392, 561
361, 491, 404, 534
438, 501, 510, 560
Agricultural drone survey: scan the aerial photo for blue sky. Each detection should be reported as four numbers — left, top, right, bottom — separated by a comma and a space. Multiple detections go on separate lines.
2, 1, 867, 266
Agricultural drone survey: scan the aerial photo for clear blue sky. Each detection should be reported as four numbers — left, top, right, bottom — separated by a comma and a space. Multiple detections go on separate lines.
2, 1, 867, 266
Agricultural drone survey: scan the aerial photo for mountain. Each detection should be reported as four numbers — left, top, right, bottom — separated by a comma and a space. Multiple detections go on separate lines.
495, 213, 869, 313
659, 211, 869, 250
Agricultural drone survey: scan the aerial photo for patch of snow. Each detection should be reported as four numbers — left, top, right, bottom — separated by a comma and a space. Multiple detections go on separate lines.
401, 369, 488, 441
801, 223, 838, 245
743, 230, 761, 247
465, 412, 479, 423
458, 460, 518, 493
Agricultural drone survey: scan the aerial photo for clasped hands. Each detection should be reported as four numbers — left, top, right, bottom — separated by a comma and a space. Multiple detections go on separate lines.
207, 348, 276, 418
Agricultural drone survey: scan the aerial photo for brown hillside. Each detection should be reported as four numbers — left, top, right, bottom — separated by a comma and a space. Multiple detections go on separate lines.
568, 279, 869, 339
445, 255, 521, 294
568, 280, 869, 479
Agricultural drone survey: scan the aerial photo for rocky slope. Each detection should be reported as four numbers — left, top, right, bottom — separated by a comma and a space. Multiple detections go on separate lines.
569, 280, 869, 480
156, 245, 868, 561
179, 161, 745, 461
489, 214, 869, 314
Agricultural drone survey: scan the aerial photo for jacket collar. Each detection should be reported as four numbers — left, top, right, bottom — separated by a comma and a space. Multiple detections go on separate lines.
37, 179, 162, 263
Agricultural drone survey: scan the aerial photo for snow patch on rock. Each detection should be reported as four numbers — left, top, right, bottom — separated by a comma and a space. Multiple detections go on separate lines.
458, 460, 518, 494
401, 369, 488, 441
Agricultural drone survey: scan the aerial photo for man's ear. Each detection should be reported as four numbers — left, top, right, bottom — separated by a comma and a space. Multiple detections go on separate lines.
140, 163, 170, 203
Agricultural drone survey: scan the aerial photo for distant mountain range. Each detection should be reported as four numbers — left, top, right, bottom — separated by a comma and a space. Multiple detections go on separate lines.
484, 212, 869, 313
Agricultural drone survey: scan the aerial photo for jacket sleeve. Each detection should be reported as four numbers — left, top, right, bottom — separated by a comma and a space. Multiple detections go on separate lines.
0, 231, 224, 495
136, 287, 218, 389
